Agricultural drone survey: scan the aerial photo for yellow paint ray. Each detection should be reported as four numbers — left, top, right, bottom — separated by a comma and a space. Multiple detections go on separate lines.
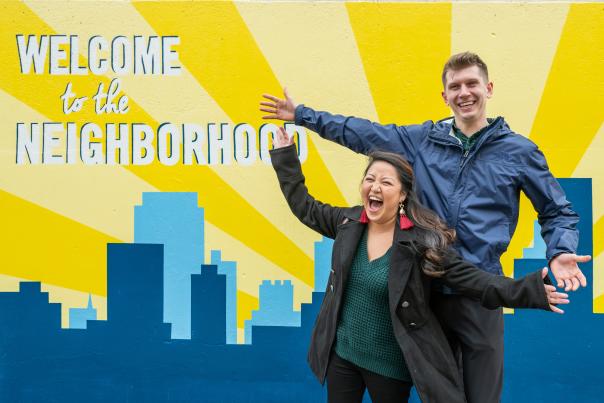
236, 1, 374, 207
529, 3, 604, 178
595, 217, 604, 259
133, 0, 347, 208
594, 294, 604, 314
0, 1, 314, 286
0, 273, 107, 328
346, 2, 451, 125
0, 89, 155, 241
22, 0, 317, 260
205, 221, 314, 311
572, 122, 604, 299
573, 121, 604, 245
0, 189, 117, 296
501, 194, 537, 277
451, 3, 569, 136
592, 253, 604, 313
237, 290, 258, 329
593, 213, 603, 313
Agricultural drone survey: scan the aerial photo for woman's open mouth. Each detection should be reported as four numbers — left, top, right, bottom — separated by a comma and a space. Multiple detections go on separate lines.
368, 196, 383, 212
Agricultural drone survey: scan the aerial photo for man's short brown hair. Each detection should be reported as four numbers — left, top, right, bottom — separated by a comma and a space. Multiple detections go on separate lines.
442, 52, 489, 86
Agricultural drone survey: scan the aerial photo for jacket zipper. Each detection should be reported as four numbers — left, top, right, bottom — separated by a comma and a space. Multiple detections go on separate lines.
459, 149, 469, 167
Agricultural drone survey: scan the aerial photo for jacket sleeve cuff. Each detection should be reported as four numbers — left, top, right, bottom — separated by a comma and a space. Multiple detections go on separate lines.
294, 104, 306, 126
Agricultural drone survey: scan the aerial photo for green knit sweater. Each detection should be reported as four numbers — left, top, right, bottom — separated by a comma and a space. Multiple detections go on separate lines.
334, 229, 412, 382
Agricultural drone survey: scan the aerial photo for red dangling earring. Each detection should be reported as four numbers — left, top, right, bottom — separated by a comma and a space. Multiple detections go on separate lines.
399, 202, 414, 230
360, 209, 369, 223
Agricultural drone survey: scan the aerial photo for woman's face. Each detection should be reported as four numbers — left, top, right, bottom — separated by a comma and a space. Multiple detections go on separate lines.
361, 161, 406, 225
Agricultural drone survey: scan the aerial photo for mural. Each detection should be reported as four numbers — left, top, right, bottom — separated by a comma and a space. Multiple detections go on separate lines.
1, 1, 602, 402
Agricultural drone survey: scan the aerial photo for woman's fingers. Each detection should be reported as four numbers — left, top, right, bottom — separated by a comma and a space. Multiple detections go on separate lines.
549, 304, 565, 314
545, 284, 570, 308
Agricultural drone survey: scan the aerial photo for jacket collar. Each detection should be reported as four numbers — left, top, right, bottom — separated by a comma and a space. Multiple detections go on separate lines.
342, 206, 418, 246
430, 116, 510, 148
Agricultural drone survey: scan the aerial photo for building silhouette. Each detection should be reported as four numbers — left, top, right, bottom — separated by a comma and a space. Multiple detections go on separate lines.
191, 264, 226, 344
69, 294, 97, 329
244, 279, 301, 344
134, 192, 204, 339
211, 250, 238, 344
0, 181, 601, 402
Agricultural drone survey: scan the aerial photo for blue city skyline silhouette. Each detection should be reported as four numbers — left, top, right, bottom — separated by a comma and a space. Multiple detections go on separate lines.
0, 179, 600, 402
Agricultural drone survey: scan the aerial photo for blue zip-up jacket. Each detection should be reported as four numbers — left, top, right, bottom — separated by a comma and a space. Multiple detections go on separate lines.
295, 105, 579, 276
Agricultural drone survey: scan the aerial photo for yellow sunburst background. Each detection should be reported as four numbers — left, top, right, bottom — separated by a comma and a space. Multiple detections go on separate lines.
1, 1, 602, 343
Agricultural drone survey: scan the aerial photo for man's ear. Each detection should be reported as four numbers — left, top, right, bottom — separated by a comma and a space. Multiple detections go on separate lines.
441, 91, 448, 105
486, 81, 494, 98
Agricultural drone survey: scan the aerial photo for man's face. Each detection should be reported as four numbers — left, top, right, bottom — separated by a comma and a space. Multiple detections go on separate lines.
441, 65, 493, 124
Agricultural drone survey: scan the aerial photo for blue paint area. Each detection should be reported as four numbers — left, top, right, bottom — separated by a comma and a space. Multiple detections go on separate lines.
315, 236, 334, 292
244, 279, 301, 344
0, 180, 600, 402
134, 192, 204, 339
211, 250, 238, 344
522, 220, 547, 258
191, 265, 226, 345
69, 294, 97, 329
504, 178, 602, 402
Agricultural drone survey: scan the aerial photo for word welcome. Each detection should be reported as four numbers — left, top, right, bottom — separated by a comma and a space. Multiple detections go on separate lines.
16, 35, 181, 75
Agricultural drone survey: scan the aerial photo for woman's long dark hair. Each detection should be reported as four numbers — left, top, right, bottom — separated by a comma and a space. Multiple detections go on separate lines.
364, 151, 455, 277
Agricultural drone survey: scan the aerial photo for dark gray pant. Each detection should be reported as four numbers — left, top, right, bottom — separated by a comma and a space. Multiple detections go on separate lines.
431, 293, 504, 403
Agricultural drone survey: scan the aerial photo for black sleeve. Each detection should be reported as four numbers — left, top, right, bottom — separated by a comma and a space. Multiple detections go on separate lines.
439, 249, 552, 311
269, 144, 345, 239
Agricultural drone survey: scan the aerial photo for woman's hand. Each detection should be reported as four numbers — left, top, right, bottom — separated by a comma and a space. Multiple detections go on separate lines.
273, 127, 294, 149
261, 88, 296, 121
542, 267, 570, 314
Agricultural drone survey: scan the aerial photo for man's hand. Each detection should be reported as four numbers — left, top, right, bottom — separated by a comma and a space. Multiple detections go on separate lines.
273, 127, 294, 149
541, 267, 570, 314
260, 88, 296, 121
549, 253, 591, 291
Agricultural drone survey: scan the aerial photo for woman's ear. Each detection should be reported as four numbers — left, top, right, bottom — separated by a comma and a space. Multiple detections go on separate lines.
399, 192, 407, 204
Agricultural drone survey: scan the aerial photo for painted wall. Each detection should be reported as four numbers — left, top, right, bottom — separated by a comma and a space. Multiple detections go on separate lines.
0, 1, 602, 402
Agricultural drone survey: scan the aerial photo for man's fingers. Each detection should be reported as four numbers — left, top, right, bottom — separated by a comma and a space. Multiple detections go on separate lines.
262, 93, 281, 102
570, 277, 580, 292
260, 107, 276, 113
579, 271, 588, 287
260, 101, 275, 108
284, 87, 291, 100
575, 254, 592, 263
541, 267, 548, 279
262, 114, 279, 120
563, 278, 571, 291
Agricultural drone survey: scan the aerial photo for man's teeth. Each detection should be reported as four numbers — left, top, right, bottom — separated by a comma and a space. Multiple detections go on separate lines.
459, 101, 474, 107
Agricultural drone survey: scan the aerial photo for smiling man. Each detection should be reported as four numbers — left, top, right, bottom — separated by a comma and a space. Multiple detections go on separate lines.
260, 52, 589, 402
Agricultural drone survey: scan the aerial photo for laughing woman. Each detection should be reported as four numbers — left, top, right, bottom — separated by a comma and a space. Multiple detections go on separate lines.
269, 128, 567, 403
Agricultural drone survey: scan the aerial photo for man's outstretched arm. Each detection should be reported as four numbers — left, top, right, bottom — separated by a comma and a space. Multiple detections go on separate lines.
260, 88, 425, 162
521, 144, 590, 291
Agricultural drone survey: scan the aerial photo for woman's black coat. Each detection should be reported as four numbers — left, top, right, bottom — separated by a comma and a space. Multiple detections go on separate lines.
270, 145, 551, 403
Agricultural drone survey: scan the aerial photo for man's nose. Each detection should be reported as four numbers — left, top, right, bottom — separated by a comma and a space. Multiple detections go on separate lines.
460, 85, 470, 97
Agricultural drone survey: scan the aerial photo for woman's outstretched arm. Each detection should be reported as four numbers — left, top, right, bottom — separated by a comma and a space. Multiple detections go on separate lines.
270, 128, 346, 240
